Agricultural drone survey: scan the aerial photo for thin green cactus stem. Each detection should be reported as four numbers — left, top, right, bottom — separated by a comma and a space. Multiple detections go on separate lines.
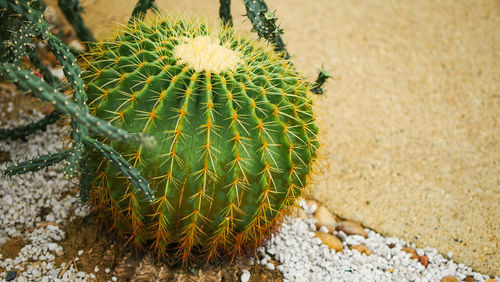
3, 149, 72, 176
311, 67, 331, 95
243, 0, 289, 59
0, 110, 61, 140
82, 136, 154, 201
219, 0, 233, 27
78, 149, 93, 202
129, 0, 156, 23
0, 63, 153, 146
242, 0, 330, 94
64, 141, 83, 176
57, 0, 95, 43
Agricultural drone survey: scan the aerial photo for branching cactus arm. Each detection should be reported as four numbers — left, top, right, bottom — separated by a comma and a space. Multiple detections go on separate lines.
3, 149, 72, 176
242, 0, 288, 59
0, 64, 152, 145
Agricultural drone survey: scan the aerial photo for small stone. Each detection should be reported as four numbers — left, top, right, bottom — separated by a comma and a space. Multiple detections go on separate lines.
77, 250, 84, 256
314, 232, 343, 252
314, 206, 336, 232
105, 268, 111, 274
68, 40, 86, 52
0, 150, 10, 163
112, 276, 118, 281
306, 200, 318, 214
441, 276, 459, 282
485, 279, 497, 282
6, 271, 17, 281
319, 226, 329, 233
45, 214, 55, 222
241, 269, 251, 282
349, 244, 372, 256
401, 247, 419, 260
419, 255, 429, 267
48, 67, 65, 81
335, 220, 368, 238
463, 276, 475, 282
94, 266, 99, 273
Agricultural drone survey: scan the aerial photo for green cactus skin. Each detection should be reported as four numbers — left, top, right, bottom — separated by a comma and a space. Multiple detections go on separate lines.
0, 110, 61, 141
82, 15, 319, 265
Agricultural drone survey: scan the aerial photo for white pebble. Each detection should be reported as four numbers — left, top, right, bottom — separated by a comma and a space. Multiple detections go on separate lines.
240, 269, 251, 282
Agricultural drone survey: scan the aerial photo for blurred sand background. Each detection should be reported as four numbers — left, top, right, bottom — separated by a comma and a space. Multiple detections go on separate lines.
47, 0, 499, 276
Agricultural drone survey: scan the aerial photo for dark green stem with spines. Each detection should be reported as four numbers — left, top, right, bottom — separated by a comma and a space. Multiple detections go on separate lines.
0, 63, 152, 145
311, 66, 331, 95
129, 0, 156, 23
83, 136, 154, 201
57, 0, 95, 43
3, 149, 72, 175
0, 110, 61, 140
242, 0, 289, 59
219, 0, 233, 27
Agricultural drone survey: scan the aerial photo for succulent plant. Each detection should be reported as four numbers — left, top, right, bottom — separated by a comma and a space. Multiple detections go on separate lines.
82, 16, 319, 264
1, 0, 328, 266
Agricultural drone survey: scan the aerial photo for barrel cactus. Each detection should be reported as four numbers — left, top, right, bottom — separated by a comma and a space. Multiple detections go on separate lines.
82, 15, 319, 264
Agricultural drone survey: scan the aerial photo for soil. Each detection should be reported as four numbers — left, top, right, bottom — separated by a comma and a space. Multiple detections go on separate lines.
0, 215, 281, 281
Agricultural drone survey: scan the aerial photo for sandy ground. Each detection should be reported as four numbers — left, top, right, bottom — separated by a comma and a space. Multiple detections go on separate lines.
50, 0, 500, 276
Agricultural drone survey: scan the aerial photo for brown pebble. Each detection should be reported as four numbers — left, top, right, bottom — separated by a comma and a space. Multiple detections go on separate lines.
314, 206, 337, 232
388, 243, 396, 249
335, 220, 368, 238
0, 151, 10, 163
401, 247, 419, 260
349, 244, 372, 256
485, 279, 497, 282
419, 255, 429, 267
441, 276, 459, 282
314, 232, 343, 252
463, 276, 475, 282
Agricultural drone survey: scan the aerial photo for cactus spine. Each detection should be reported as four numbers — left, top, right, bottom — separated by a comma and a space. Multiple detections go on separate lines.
83, 16, 319, 264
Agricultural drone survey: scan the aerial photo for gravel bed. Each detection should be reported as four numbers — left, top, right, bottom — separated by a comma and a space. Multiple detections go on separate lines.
258, 205, 500, 281
1, 112, 498, 282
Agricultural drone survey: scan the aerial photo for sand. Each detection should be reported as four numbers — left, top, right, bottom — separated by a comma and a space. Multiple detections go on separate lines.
51, 0, 499, 276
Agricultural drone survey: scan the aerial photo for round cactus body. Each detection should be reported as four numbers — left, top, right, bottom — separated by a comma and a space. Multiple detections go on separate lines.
82, 16, 318, 264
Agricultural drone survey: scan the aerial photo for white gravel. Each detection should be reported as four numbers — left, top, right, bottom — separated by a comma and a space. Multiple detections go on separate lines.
257, 202, 500, 282
1, 111, 499, 282
1, 112, 91, 281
